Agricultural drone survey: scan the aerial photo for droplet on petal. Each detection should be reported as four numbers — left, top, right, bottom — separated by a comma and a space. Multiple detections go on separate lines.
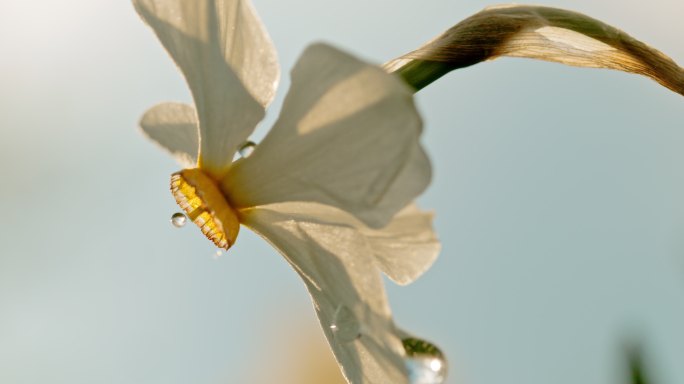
330, 305, 362, 342
170, 212, 187, 228
402, 337, 448, 384
238, 141, 256, 158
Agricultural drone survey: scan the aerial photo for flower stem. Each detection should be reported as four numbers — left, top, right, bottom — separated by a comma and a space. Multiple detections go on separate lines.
389, 60, 455, 92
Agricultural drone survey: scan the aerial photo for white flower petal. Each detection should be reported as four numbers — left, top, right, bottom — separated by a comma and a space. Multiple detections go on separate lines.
139, 102, 199, 168
225, 43, 430, 228
363, 204, 440, 286
222, 0, 280, 107
134, 0, 269, 177
252, 201, 440, 286
242, 203, 411, 384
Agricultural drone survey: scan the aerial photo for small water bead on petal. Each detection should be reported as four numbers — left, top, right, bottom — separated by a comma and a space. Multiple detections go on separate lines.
238, 141, 257, 158
329, 305, 362, 343
405, 357, 447, 384
170, 212, 187, 228
402, 337, 448, 384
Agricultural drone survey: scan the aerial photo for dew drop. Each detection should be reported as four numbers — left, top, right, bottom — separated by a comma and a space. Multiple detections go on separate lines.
402, 337, 448, 384
170, 212, 187, 228
329, 305, 361, 343
238, 141, 256, 158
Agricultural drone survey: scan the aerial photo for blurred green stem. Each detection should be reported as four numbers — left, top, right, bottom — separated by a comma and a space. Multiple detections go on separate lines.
391, 60, 458, 92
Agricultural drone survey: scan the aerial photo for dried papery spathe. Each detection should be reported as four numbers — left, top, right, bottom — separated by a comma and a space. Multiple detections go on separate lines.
386, 5, 684, 95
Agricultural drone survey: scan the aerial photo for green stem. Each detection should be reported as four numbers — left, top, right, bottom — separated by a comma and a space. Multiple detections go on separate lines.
390, 60, 455, 92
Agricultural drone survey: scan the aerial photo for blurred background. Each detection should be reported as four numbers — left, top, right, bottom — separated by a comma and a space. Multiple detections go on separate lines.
1, 0, 682, 383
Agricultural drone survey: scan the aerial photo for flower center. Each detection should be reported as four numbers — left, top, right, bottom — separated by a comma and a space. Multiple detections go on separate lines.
170, 169, 240, 250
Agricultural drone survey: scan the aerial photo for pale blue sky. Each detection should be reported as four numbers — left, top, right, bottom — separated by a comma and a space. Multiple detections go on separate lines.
1, 1, 683, 383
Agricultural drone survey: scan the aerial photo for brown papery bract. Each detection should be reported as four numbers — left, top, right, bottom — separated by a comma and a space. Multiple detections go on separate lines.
385, 5, 684, 95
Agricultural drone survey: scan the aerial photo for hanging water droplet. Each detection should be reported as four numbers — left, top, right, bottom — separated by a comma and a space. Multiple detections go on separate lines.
213, 250, 224, 259
402, 337, 448, 384
329, 305, 361, 342
238, 141, 256, 158
170, 212, 187, 228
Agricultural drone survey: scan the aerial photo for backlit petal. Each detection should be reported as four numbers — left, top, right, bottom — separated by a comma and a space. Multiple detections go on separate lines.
225, 43, 430, 228
252, 202, 440, 286
242, 203, 411, 384
385, 5, 684, 95
134, 0, 269, 177
363, 204, 440, 286
139, 102, 199, 167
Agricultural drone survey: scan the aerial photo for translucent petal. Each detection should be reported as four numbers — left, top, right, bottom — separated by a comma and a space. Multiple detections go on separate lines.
134, 0, 271, 177
253, 202, 440, 287
209, 0, 280, 107
385, 5, 684, 95
242, 203, 411, 384
139, 102, 199, 167
363, 204, 440, 286
225, 43, 430, 228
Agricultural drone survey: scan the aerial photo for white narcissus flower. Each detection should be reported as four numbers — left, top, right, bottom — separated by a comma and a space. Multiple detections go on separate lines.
133, 0, 440, 383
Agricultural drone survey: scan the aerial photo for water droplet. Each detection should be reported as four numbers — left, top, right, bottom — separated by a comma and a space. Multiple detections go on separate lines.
330, 305, 361, 342
213, 250, 224, 259
170, 212, 187, 228
238, 141, 256, 158
403, 337, 448, 384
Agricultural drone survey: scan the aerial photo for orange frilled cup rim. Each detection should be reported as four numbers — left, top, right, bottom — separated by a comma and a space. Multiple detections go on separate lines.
170, 169, 240, 250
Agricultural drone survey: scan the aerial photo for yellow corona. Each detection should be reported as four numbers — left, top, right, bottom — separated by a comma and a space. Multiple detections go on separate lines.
170, 169, 240, 250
